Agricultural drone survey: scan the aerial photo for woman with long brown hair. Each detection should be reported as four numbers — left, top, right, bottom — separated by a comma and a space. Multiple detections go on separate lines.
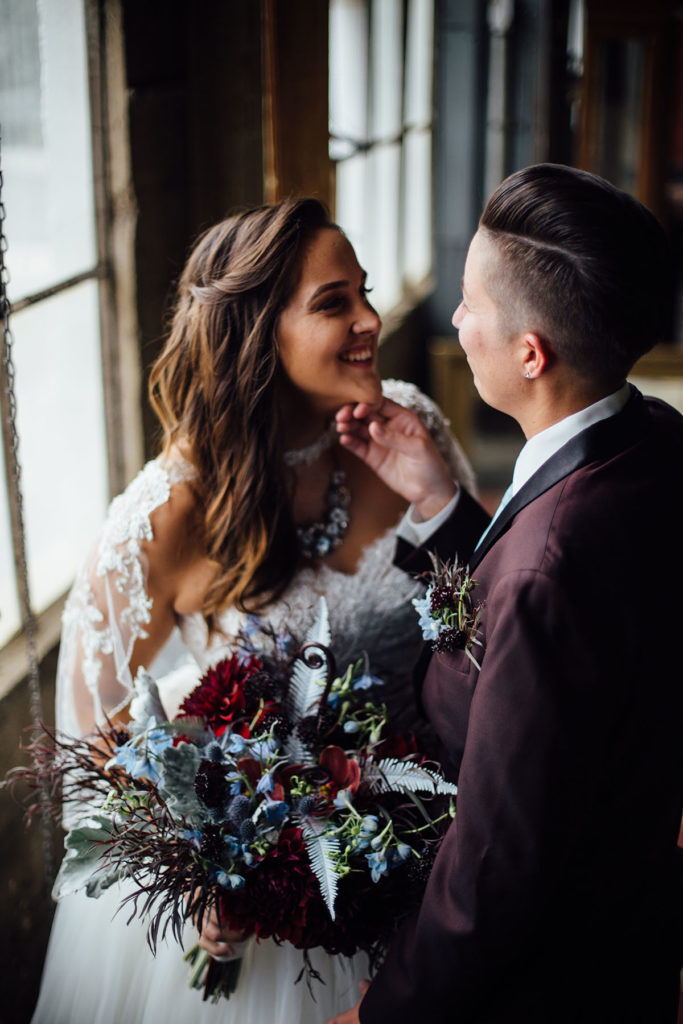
33, 197, 474, 1024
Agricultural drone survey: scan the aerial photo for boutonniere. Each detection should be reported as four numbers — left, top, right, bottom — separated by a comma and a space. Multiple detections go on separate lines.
412, 554, 483, 668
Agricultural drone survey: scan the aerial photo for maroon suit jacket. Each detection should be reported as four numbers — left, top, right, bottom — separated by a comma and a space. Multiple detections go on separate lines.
360, 388, 683, 1024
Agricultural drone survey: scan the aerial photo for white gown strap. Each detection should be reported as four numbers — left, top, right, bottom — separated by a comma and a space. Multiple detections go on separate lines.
381, 378, 477, 497
55, 456, 197, 737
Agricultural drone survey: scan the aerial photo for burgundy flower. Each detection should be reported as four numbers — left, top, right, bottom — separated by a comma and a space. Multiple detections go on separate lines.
194, 759, 228, 809
318, 746, 361, 797
176, 655, 263, 736
373, 733, 418, 760
214, 826, 421, 958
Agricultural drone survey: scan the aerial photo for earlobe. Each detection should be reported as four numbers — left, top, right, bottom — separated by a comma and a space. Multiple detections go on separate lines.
522, 332, 550, 379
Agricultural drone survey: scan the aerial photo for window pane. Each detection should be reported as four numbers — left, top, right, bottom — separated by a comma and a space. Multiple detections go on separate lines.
0, 446, 21, 647
11, 281, 108, 612
0, 0, 97, 300
370, 0, 404, 139
403, 129, 432, 285
329, 0, 369, 153
594, 37, 644, 195
367, 143, 402, 312
335, 153, 370, 267
405, 0, 434, 126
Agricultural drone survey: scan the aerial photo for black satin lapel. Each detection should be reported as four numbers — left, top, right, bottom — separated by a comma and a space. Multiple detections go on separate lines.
470, 387, 646, 570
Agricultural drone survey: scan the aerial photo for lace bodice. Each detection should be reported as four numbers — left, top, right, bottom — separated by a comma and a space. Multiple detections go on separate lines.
56, 380, 473, 739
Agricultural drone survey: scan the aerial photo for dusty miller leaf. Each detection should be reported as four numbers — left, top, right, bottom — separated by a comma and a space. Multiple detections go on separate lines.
53, 813, 123, 899
159, 742, 204, 821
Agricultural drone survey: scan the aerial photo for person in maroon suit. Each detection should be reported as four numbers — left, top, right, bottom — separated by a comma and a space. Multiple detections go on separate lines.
329, 164, 683, 1023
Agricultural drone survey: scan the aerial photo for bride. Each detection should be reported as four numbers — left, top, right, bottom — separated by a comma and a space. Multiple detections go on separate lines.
32, 197, 475, 1024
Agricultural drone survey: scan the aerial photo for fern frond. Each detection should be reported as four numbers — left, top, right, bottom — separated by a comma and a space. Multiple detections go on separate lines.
301, 817, 340, 920
365, 758, 458, 797
288, 598, 332, 720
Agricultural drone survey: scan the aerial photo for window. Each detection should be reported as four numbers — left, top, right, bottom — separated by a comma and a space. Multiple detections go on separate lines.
0, 0, 127, 654
329, 0, 435, 314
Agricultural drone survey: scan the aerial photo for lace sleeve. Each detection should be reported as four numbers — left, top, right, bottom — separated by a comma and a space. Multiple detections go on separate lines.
55, 457, 197, 736
381, 378, 478, 497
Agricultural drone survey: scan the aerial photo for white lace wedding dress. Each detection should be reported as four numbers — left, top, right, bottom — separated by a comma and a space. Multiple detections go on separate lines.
31, 381, 474, 1024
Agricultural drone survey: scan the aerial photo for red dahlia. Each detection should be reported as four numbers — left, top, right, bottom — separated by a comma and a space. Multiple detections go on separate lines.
176, 655, 263, 736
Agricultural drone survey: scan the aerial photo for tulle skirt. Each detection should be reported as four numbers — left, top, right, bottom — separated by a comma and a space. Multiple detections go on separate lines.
31, 884, 369, 1024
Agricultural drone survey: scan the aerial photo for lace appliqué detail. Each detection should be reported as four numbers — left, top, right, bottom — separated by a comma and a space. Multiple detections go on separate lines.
60, 457, 197, 725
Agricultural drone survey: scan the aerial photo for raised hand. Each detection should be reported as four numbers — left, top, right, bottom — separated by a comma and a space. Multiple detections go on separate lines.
336, 397, 458, 521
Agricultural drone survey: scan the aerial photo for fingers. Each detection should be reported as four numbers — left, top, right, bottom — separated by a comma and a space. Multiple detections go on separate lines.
324, 981, 369, 1024
324, 1006, 360, 1024
195, 901, 248, 960
198, 933, 235, 959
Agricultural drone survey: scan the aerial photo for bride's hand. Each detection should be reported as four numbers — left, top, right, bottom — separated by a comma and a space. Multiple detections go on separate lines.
324, 979, 370, 1024
195, 901, 250, 961
336, 398, 457, 521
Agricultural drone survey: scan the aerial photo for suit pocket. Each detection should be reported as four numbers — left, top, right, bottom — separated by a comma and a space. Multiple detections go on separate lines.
421, 649, 479, 768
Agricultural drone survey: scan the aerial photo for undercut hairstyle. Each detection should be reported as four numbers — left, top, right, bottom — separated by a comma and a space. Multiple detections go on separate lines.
479, 163, 672, 389
149, 197, 336, 622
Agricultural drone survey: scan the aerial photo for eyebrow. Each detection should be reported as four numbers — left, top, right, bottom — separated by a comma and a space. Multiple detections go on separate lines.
308, 269, 368, 304
309, 280, 349, 302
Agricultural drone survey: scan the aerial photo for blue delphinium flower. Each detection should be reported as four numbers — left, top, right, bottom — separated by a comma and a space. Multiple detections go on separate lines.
226, 732, 248, 756
112, 726, 172, 784
332, 787, 354, 810
265, 800, 289, 826
183, 828, 202, 850
366, 850, 389, 883
352, 673, 383, 691
412, 592, 441, 641
225, 770, 245, 795
256, 770, 275, 795
250, 736, 279, 760
216, 871, 245, 890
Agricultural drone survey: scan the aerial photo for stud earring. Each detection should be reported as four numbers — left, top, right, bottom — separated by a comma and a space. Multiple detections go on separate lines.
524, 370, 531, 379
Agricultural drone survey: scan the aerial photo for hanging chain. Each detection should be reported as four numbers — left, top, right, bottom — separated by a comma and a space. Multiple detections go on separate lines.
0, 128, 56, 888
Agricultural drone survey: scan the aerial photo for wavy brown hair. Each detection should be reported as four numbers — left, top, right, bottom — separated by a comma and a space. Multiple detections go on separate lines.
149, 197, 336, 620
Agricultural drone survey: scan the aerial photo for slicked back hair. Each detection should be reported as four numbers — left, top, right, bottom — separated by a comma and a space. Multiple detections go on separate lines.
479, 163, 672, 389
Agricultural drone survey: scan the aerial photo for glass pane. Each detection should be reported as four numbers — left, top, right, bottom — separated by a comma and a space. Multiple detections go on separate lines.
370, 0, 404, 139
594, 37, 644, 195
0, 444, 21, 647
403, 129, 432, 285
335, 152, 370, 266
367, 143, 402, 312
329, 0, 369, 154
0, 0, 97, 300
404, 0, 434, 126
12, 280, 108, 612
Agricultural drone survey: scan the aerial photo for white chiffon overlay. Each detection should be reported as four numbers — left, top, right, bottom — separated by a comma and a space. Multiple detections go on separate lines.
32, 381, 473, 1024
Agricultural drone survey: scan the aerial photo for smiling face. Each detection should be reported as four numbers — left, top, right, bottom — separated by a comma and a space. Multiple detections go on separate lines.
277, 228, 382, 425
452, 229, 526, 417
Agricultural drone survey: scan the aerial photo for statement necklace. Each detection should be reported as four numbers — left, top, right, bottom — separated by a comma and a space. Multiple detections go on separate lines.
297, 468, 351, 559
284, 424, 336, 467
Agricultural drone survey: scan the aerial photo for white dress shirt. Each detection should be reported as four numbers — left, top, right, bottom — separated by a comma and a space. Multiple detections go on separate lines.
396, 383, 631, 546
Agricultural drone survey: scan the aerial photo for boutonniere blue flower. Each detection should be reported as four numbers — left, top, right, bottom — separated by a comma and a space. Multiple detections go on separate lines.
412, 554, 483, 668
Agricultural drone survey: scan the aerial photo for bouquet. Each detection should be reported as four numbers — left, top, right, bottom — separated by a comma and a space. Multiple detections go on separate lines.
6, 599, 457, 1002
